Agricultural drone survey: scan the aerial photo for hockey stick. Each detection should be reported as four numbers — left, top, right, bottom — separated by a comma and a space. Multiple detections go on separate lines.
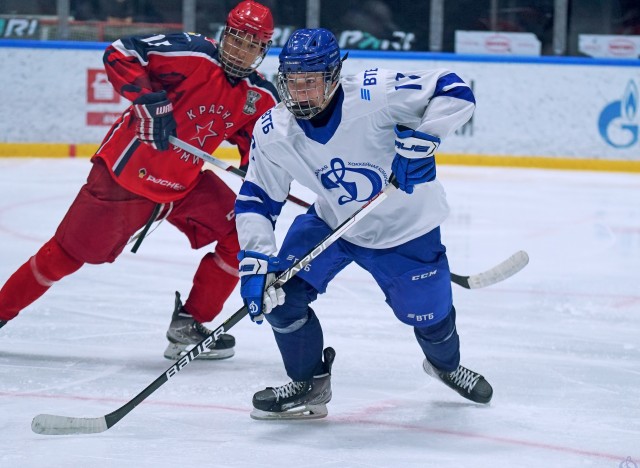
449, 250, 529, 289
130, 203, 162, 253
169, 136, 311, 210
31, 179, 399, 435
168, 136, 529, 289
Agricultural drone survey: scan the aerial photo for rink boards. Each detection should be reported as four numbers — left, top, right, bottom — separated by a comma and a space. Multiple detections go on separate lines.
1, 40, 639, 172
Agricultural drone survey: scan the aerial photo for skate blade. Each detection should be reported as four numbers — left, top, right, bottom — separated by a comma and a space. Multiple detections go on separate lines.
250, 404, 328, 421
163, 342, 234, 361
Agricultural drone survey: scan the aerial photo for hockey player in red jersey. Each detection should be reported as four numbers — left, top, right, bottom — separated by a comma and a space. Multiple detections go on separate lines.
0, 0, 279, 360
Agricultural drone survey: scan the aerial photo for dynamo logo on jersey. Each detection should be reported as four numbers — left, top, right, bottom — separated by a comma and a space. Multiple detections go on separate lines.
319, 158, 384, 205
598, 80, 638, 148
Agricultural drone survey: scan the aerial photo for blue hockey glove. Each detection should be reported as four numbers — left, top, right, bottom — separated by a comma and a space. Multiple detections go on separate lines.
391, 125, 440, 194
238, 251, 286, 324
132, 91, 177, 151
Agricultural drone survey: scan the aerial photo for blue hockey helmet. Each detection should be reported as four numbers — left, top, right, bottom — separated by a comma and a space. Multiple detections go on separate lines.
277, 28, 344, 119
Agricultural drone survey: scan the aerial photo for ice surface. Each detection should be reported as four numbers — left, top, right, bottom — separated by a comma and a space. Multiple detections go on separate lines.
1, 159, 638, 467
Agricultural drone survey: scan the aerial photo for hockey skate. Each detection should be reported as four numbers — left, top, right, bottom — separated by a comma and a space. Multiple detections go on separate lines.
423, 359, 493, 404
164, 292, 235, 360
251, 347, 335, 420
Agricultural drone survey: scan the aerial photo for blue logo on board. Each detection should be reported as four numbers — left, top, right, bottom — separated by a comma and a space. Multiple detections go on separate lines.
598, 80, 638, 148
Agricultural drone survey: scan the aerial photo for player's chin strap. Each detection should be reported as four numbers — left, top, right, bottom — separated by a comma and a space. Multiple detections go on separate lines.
31, 177, 399, 436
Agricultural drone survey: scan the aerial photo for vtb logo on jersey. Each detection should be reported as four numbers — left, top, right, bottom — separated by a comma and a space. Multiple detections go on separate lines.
243, 90, 262, 115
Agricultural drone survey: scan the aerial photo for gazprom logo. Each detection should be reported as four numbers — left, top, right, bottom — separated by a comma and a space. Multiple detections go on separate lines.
598, 80, 639, 148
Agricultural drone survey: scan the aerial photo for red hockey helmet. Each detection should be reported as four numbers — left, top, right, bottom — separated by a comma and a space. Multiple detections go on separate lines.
226, 0, 274, 43
219, 1, 274, 78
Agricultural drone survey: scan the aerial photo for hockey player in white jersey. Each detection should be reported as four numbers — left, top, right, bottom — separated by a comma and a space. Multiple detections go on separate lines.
235, 28, 493, 420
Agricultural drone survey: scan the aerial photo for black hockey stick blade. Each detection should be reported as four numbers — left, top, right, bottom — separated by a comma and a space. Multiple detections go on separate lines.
31, 309, 246, 435
450, 250, 529, 289
31, 180, 398, 436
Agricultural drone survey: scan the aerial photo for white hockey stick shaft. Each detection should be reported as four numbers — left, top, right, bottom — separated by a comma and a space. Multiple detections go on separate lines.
168, 136, 312, 208
449, 250, 529, 289
168, 136, 527, 289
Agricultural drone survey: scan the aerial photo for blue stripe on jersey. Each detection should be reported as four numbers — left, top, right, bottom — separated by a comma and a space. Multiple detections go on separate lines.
433, 73, 476, 104
235, 181, 286, 228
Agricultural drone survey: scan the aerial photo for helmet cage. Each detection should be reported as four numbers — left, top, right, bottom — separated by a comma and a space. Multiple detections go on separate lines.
219, 26, 271, 78
277, 28, 343, 119
277, 63, 341, 119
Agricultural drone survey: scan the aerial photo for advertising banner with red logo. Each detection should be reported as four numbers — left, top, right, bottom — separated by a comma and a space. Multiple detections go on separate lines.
455, 31, 541, 56
1, 42, 639, 163
579, 34, 640, 59
86, 68, 125, 126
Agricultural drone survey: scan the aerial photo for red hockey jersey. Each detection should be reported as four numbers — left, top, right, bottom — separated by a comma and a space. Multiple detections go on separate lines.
96, 32, 278, 203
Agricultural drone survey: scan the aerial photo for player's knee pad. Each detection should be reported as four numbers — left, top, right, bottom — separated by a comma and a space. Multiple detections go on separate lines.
265, 276, 318, 332
34, 238, 83, 283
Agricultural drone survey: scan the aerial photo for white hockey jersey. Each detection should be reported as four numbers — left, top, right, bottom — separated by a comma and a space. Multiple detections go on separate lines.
235, 67, 475, 255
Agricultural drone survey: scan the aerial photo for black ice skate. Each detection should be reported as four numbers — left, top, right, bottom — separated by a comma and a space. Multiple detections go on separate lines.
164, 291, 235, 360
251, 347, 336, 420
423, 359, 493, 404
0, 320, 7, 330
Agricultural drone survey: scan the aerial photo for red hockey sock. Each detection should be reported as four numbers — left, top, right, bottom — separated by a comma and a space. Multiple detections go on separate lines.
0, 238, 83, 320
184, 252, 239, 323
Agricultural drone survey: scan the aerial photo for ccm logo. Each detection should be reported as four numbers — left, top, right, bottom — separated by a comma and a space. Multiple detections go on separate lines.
412, 269, 437, 281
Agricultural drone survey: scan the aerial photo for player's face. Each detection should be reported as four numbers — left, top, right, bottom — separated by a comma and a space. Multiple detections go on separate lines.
220, 28, 267, 77
285, 72, 326, 108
